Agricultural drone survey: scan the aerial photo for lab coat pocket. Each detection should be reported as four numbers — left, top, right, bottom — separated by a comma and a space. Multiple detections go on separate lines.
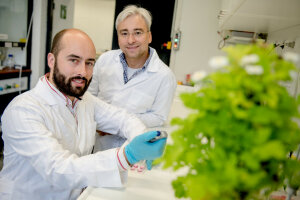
128, 90, 154, 113
78, 121, 97, 155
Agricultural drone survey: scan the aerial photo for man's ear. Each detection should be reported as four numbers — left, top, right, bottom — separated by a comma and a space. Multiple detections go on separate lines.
47, 53, 55, 70
148, 31, 152, 44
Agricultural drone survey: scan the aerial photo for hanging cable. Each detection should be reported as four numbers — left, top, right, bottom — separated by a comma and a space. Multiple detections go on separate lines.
17, 6, 33, 94
217, 31, 229, 49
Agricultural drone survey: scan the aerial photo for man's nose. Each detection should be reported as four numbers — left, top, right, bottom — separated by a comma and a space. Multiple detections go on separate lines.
77, 62, 87, 77
128, 33, 136, 43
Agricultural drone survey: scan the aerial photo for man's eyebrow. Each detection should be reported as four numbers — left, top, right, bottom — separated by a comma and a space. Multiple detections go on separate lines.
67, 54, 82, 59
67, 54, 95, 62
119, 28, 144, 32
86, 58, 96, 62
134, 28, 143, 31
119, 29, 128, 32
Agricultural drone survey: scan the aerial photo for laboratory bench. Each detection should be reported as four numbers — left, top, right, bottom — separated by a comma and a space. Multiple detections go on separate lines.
78, 158, 300, 200
78, 177, 300, 200
78, 167, 178, 200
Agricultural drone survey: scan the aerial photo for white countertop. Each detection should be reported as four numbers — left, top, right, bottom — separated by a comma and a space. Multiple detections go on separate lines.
78, 168, 179, 200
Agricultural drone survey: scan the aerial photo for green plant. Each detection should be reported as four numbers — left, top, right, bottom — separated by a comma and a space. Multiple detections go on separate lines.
161, 43, 300, 200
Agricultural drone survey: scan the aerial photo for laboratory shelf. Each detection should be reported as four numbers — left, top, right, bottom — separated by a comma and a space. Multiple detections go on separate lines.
0, 41, 25, 48
0, 69, 31, 80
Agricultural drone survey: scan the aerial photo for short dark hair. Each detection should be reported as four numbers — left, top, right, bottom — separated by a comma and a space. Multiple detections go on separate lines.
50, 29, 69, 57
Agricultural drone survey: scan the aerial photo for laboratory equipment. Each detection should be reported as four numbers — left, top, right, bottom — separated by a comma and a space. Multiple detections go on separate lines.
149, 131, 168, 143
173, 30, 181, 50
0, 77, 28, 95
4, 54, 15, 69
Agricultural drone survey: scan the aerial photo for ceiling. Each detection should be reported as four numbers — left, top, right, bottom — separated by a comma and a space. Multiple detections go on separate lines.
218, 0, 300, 33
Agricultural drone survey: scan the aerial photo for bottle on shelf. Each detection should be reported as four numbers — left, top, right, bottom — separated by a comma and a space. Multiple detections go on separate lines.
4, 54, 15, 69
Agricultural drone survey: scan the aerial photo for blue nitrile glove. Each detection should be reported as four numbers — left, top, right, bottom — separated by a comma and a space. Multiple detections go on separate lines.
125, 131, 167, 165
146, 160, 153, 170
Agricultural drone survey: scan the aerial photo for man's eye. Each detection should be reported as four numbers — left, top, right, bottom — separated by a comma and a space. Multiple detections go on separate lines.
120, 32, 128, 36
70, 59, 79, 63
135, 31, 143, 35
86, 62, 94, 67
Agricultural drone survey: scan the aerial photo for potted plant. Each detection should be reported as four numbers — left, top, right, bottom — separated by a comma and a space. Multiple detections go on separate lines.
161, 43, 300, 200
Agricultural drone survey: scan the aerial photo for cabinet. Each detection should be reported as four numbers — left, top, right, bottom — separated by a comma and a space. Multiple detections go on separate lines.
0, 69, 31, 113
0, 0, 28, 42
0, 0, 33, 152
218, 0, 300, 33
0, 41, 25, 48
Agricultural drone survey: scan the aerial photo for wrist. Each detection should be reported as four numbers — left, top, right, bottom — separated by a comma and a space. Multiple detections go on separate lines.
116, 147, 131, 171
123, 148, 132, 167
124, 145, 139, 165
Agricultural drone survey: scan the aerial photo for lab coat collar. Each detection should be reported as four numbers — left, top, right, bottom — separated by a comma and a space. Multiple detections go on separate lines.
145, 48, 161, 73
34, 75, 81, 107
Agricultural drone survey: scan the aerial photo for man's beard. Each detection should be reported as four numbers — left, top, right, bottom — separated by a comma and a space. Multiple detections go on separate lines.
53, 61, 92, 99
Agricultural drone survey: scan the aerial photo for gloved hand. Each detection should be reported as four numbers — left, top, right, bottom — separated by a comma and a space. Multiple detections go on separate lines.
125, 131, 167, 165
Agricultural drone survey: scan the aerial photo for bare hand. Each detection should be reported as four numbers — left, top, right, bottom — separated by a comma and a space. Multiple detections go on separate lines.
96, 130, 112, 136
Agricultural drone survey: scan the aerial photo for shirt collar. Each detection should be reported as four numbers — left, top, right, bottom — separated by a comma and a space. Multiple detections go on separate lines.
119, 47, 154, 70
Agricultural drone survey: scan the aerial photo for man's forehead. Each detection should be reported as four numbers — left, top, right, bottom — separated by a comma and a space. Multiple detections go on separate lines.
118, 15, 147, 29
61, 31, 94, 46
59, 36, 95, 53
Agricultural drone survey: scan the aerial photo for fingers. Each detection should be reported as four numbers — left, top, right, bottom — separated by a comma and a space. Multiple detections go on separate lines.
153, 138, 167, 156
154, 137, 167, 148
146, 160, 153, 170
140, 131, 160, 142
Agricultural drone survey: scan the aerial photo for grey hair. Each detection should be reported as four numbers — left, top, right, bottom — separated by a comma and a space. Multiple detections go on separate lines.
115, 5, 152, 31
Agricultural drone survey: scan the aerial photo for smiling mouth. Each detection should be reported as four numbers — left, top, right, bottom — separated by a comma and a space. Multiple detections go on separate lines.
73, 79, 84, 83
71, 77, 87, 87
127, 46, 139, 50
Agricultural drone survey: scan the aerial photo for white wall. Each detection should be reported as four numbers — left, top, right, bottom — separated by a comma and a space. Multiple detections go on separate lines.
267, 25, 300, 56
73, 0, 116, 53
30, 0, 47, 88
52, 0, 75, 40
170, 0, 222, 83
30, 0, 75, 88
267, 25, 300, 97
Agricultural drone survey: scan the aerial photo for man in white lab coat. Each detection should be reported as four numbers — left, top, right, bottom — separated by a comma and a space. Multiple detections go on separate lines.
0, 29, 167, 200
88, 5, 177, 151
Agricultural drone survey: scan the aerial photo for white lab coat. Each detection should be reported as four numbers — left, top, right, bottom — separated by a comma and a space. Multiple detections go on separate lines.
89, 48, 177, 127
88, 48, 176, 151
0, 77, 146, 200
